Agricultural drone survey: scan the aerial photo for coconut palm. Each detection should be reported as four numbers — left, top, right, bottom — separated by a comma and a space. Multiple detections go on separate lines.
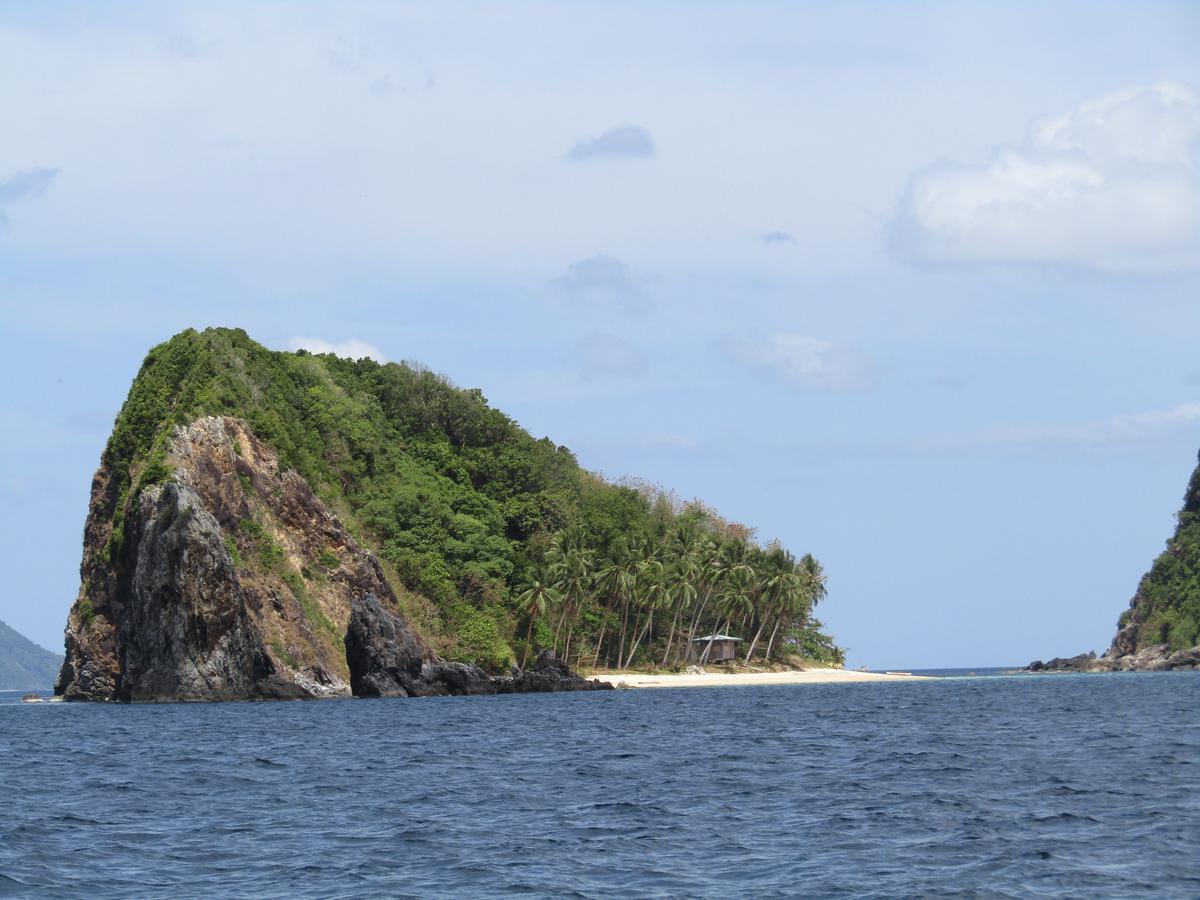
696, 539, 752, 663
622, 557, 668, 669
549, 545, 593, 660
743, 546, 795, 663
516, 578, 561, 667
660, 558, 699, 666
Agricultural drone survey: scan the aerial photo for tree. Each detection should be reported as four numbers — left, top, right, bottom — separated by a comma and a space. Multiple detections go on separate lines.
516, 579, 560, 667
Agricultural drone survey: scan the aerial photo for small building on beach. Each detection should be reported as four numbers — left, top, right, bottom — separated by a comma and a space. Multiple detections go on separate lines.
688, 634, 742, 663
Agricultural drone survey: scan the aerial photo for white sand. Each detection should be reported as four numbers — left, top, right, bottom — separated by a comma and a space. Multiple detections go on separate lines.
586, 668, 931, 689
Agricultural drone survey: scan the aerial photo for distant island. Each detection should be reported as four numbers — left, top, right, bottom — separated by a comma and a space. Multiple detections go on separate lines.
55, 328, 840, 701
0, 620, 62, 690
1030, 452, 1200, 673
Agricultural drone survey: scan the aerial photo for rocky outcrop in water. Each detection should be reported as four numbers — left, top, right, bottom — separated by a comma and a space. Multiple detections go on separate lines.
57, 416, 605, 702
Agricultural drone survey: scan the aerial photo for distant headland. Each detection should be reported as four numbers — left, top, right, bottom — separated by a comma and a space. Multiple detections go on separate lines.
1027, 451, 1200, 673
0, 620, 62, 691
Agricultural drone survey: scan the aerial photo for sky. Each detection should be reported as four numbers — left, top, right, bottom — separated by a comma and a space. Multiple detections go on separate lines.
1, 1, 1199, 668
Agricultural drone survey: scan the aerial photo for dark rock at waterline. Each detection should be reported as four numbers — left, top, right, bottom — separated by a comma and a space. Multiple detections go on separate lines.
1025, 643, 1200, 673
500, 650, 612, 693
344, 592, 429, 697
346, 594, 610, 697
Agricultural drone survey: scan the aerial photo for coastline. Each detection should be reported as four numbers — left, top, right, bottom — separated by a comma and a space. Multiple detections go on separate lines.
587, 668, 933, 689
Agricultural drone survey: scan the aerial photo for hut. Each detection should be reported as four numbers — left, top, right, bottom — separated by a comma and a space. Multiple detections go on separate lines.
688, 634, 742, 664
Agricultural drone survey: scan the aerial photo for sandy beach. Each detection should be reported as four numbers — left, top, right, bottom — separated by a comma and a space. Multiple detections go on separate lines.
587, 668, 932, 689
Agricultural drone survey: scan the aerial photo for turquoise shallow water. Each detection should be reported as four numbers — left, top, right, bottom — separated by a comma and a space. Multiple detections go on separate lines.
2, 673, 1199, 898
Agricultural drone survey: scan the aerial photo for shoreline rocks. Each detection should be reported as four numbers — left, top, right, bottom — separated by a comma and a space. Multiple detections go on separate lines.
347, 594, 610, 697
1025, 643, 1200, 673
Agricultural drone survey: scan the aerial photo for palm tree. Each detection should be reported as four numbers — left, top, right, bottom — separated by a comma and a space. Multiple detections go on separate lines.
549, 546, 592, 661
623, 557, 667, 669
660, 561, 698, 667
684, 538, 721, 649
763, 553, 826, 662
591, 546, 635, 667
516, 579, 561, 667
744, 546, 795, 663
697, 539, 752, 663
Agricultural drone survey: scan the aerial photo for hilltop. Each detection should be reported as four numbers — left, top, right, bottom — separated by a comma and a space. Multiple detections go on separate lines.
0, 620, 62, 690
56, 328, 837, 700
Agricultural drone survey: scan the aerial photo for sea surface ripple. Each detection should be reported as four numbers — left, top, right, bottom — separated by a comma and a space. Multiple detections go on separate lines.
2, 672, 1198, 898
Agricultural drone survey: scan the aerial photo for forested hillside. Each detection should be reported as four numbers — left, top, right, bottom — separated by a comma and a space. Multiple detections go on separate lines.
93, 327, 839, 672
1111, 453, 1200, 655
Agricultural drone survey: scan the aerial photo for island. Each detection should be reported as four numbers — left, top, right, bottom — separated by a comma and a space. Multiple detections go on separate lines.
55, 328, 846, 701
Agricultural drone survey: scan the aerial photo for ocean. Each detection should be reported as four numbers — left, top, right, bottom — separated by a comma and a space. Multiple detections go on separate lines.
3, 672, 1198, 898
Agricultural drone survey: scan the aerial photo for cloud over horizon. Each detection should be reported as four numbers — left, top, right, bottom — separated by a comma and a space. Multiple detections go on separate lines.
0, 167, 57, 223
892, 82, 1200, 272
716, 332, 876, 392
567, 124, 656, 162
759, 231, 795, 246
547, 254, 648, 312
285, 336, 387, 362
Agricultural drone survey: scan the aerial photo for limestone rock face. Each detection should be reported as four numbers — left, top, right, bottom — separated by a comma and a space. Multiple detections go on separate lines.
345, 592, 430, 697
57, 416, 609, 702
57, 416, 413, 701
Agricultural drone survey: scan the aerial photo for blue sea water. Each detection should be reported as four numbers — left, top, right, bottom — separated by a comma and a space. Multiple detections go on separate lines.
2, 673, 1198, 898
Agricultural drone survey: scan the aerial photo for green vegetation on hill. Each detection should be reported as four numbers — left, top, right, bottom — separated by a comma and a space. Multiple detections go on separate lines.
103, 327, 841, 670
1119, 455, 1200, 651
0, 620, 62, 690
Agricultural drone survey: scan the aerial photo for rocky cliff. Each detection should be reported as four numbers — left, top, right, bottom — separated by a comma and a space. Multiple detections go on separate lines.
1027, 450, 1200, 673
56, 416, 607, 701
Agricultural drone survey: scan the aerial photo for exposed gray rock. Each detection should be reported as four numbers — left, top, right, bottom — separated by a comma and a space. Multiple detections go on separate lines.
1166, 646, 1200, 669
1025, 642, 1200, 673
58, 417, 397, 702
346, 595, 611, 697
118, 481, 272, 701
60, 416, 613, 702
500, 650, 613, 693
344, 592, 429, 697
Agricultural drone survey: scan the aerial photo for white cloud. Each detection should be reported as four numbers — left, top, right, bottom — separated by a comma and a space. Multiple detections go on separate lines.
716, 333, 875, 392
285, 336, 387, 362
567, 124, 655, 162
892, 82, 1200, 272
